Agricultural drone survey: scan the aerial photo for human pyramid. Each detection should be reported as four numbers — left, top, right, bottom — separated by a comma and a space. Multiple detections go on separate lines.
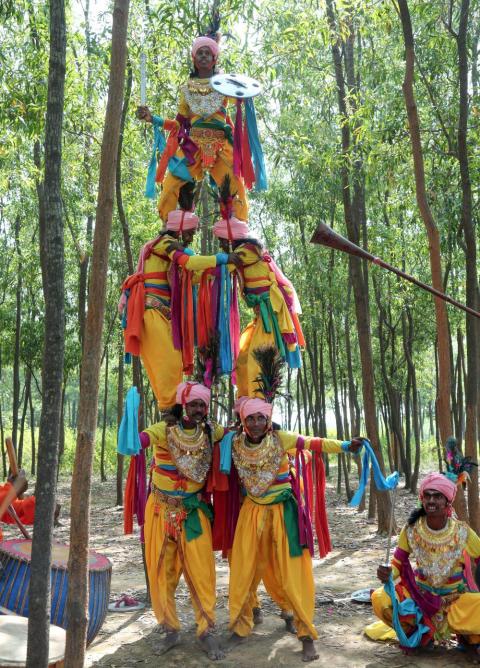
117, 23, 480, 666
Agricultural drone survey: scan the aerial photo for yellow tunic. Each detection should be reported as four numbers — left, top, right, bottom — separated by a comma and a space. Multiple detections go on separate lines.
229, 432, 343, 639
371, 518, 480, 644
235, 243, 300, 397
143, 420, 224, 636
158, 79, 248, 222
139, 235, 217, 409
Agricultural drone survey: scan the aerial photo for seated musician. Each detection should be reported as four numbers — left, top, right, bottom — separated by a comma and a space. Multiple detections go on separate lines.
0, 470, 35, 540
372, 472, 480, 653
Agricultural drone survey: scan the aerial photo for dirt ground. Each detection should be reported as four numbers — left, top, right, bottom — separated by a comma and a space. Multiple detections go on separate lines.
5, 476, 480, 667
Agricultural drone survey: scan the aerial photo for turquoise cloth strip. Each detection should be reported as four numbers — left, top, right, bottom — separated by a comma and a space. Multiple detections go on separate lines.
245, 99, 268, 191
384, 575, 430, 648
145, 115, 192, 199
117, 386, 141, 455
218, 265, 232, 373
219, 431, 235, 474
349, 438, 399, 507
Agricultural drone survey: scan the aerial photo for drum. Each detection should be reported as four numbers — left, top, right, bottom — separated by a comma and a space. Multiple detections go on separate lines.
0, 539, 111, 645
0, 615, 65, 667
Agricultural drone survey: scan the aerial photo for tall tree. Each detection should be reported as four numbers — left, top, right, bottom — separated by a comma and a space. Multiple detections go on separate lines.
454, 0, 479, 529
325, 0, 392, 531
396, 0, 453, 447
26, 0, 66, 665
64, 1, 130, 664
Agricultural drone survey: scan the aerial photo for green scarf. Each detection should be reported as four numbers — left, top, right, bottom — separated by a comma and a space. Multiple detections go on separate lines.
264, 489, 305, 558
182, 494, 213, 542
244, 292, 286, 358
191, 118, 233, 144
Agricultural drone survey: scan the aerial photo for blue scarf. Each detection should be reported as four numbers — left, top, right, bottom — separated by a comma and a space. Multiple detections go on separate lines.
384, 575, 430, 648
218, 265, 232, 374
349, 438, 399, 507
219, 431, 235, 474
245, 99, 267, 191
117, 386, 141, 456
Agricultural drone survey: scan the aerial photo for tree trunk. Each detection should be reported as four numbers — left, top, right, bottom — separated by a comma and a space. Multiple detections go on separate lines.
326, 0, 391, 531
455, 327, 465, 441
116, 347, 124, 506
100, 348, 109, 482
26, 1, 66, 665
64, 2, 129, 664
115, 55, 144, 413
397, 0, 452, 445
456, 0, 479, 531
18, 369, 31, 468
29, 380, 36, 476
12, 216, 22, 451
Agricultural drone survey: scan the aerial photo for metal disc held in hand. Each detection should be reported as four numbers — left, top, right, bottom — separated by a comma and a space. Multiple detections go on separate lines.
350, 588, 373, 604
210, 73, 262, 99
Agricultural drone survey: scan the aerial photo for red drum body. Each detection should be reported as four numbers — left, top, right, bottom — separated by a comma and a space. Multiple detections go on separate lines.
0, 539, 111, 645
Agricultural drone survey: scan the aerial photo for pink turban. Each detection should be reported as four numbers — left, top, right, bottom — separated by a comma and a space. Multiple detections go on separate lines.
176, 381, 211, 407
166, 210, 199, 232
419, 472, 457, 503
191, 36, 220, 60
239, 397, 273, 423
233, 396, 248, 415
213, 217, 249, 241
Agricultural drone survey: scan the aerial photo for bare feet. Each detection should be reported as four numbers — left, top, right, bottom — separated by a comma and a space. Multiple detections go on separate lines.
226, 632, 247, 652
301, 637, 319, 662
252, 606, 264, 625
158, 630, 181, 654
280, 611, 297, 634
199, 633, 225, 661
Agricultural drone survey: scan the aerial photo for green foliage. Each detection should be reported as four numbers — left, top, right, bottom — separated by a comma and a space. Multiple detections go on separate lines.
1, 0, 479, 487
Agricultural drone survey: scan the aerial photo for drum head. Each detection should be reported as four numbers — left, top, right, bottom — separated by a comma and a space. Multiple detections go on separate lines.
0, 539, 111, 571
210, 73, 262, 99
0, 616, 65, 666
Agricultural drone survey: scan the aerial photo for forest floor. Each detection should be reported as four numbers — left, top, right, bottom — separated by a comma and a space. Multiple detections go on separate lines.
6, 474, 480, 667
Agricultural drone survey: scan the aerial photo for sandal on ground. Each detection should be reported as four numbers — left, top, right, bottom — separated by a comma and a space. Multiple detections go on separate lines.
108, 593, 145, 612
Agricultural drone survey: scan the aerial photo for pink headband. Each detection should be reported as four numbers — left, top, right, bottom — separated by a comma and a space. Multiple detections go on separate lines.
176, 381, 211, 407
166, 210, 199, 232
239, 397, 273, 422
213, 217, 249, 241
191, 36, 219, 59
419, 472, 457, 503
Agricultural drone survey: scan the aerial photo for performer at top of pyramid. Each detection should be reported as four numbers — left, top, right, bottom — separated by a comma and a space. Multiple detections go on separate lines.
136, 12, 267, 223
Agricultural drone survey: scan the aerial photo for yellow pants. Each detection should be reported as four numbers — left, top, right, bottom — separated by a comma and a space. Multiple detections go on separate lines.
158, 143, 248, 222
229, 498, 317, 639
144, 494, 217, 637
371, 586, 480, 644
140, 309, 182, 410
227, 552, 292, 616
236, 318, 273, 398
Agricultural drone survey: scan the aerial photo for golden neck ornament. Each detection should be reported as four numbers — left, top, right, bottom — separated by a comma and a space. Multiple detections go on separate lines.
167, 423, 211, 484
407, 516, 468, 588
182, 78, 225, 117
232, 431, 284, 497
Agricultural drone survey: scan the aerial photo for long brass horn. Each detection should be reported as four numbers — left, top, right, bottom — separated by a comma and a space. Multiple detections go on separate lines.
311, 223, 480, 320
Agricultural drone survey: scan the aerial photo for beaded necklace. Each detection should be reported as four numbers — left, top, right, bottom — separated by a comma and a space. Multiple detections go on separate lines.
232, 431, 284, 497
167, 423, 211, 484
